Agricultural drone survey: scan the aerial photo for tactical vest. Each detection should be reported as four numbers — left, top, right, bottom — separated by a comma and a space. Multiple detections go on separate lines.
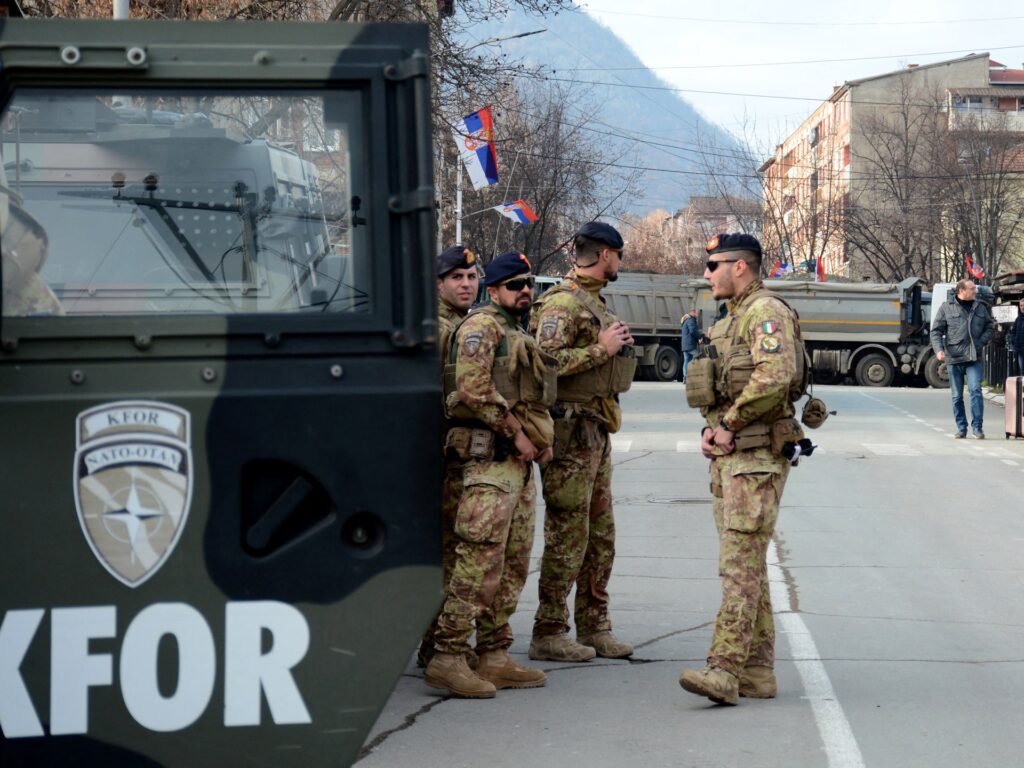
536, 281, 636, 403
443, 304, 557, 422
686, 287, 810, 410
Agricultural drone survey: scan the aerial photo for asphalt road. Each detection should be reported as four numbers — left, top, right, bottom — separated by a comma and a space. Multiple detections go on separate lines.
358, 383, 1024, 768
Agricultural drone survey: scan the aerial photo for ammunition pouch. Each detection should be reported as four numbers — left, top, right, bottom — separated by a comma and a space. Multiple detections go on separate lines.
685, 356, 717, 408
770, 417, 805, 457
557, 354, 636, 403
722, 345, 755, 401
732, 422, 772, 452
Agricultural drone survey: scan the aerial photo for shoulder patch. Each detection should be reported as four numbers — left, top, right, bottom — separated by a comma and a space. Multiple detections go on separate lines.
462, 331, 484, 356
760, 336, 781, 353
761, 320, 778, 334
541, 317, 558, 339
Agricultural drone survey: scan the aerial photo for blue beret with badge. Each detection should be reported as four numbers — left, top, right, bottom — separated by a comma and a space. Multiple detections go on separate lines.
484, 251, 532, 286
575, 221, 624, 250
437, 245, 477, 277
705, 232, 762, 258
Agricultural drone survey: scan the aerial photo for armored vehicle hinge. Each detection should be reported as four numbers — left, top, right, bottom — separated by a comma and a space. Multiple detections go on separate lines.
383, 50, 429, 81
388, 186, 434, 215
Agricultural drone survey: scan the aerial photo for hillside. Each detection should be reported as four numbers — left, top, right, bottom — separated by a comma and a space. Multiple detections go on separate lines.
456, 4, 748, 213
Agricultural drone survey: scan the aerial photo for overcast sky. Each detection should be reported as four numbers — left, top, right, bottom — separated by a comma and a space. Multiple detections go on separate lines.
579, 0, 1024, 149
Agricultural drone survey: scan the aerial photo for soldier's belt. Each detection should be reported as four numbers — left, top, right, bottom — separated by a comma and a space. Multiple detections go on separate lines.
445, 426, 515, 462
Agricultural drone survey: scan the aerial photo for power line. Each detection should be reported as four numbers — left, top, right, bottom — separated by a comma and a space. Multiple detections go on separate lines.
578, 6, 1024, 28
552, 45, 1024, 72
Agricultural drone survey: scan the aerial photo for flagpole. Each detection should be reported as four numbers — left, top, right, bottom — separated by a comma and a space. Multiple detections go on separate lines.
455, 162, 463, 245
492, 148, 524, 257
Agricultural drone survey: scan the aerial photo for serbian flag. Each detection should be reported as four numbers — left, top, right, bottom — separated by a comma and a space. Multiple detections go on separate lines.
452, 106, 499, 190
966, 255, 985, 280
815, 256, 827, 283
769, 261, 792, 278
493, 199, 538, 225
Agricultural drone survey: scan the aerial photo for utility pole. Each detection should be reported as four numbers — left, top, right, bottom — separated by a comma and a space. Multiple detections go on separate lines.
113, 0, 130, 19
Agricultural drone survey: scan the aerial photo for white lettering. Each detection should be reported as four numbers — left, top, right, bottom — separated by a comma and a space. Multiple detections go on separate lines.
224, 602, 311, 726
83, 443, 183, 474
50, 606, 116, 735
120, 603, 216, 732
0, 609, 45, 738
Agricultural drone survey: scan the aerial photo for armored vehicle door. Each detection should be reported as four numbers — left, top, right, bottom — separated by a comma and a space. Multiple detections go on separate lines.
0, 19, 440, 767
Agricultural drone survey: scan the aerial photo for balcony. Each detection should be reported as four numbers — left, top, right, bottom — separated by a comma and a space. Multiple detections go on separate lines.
948, 108, 1024, 132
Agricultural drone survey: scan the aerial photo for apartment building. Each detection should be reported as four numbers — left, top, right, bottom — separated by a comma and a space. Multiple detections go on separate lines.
761, 53, 1024, 280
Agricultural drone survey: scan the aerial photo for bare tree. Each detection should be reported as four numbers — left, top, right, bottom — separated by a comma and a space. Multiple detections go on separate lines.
450, 83, 640, 272
841, 80, 950, 283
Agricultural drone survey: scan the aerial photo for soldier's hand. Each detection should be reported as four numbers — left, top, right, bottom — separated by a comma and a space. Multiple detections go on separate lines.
536, 447, 554, 465
700, 427, 716, 458
713, 426, 735, 455
936, 351, 945, 362
598, 321, 631, 357
513, 429, 539, 462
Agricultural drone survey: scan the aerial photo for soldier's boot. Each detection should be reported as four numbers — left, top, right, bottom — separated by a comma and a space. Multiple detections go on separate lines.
476, 649, 547, 689
424, 653, 496, 699
416, 637, 434, 669
738, 665, 777, 699
528, 633, 597, 662
577, 631, 633, 659
678, 665, 739, 706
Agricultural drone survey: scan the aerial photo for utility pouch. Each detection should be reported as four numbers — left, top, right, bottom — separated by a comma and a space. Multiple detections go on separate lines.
610, 353, 637, 394
685, 357, 717, 408
723, 346, 755, 400
444, 427, 472, 460
733, 422, 772, 452
552, 415, 578, 460
770, 418, 805, 457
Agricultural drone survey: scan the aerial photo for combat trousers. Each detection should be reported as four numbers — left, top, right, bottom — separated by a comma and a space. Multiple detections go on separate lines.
707, 446, 789, 677
421, 456, 464, 648
433, 456, 535, 655
534, 418, 615, 637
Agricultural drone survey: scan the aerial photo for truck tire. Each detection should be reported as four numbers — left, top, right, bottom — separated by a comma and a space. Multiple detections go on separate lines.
855, 353, 895, 387
652, 345, 680, 382
923, 354, 950, 389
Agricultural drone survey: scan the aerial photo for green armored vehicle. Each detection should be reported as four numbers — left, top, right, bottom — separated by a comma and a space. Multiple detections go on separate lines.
0, 18, 440, 767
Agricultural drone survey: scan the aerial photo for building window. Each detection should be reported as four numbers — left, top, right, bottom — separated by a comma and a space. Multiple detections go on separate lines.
956, 96, 983, 112
843, 144, 851, 166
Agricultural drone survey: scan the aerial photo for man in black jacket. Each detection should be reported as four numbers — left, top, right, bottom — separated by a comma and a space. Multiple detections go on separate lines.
931, 279, 995, 438
1012, 299, 1024, 376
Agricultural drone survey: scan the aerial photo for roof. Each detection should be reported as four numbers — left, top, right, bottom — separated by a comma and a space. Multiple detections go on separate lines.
949, 86, 1024, 97
991, 69, 1024, 83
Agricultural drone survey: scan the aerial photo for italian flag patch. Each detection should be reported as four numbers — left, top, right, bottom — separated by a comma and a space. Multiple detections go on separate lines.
761, 321, 777, 334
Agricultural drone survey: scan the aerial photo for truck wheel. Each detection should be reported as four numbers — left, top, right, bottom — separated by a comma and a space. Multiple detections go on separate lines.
923, 355, 950, 389
652, 345, 680, 382
855, 353, 895, 387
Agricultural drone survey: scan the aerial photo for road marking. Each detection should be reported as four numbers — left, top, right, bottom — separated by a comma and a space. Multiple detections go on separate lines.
611, 438, 633, 453
932, 427, 944, 432
770, 542, 865, 768
675, 440, 700, 452
862, 443, 921, 456
1002, 459, 1019, 467
986, 448, 1018, 458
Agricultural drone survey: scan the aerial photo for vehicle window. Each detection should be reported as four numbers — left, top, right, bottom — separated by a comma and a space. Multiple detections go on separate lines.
2, 89, 368, 315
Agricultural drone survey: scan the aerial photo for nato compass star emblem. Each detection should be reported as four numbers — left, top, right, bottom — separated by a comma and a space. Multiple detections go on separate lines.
74, 401, 193, 587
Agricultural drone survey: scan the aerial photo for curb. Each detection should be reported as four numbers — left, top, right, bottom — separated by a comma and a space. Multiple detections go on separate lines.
983, 388, 1005, 407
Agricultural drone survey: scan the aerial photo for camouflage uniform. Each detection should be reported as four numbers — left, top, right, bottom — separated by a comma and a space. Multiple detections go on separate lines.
701, 280, 798, 677
530, 270, 629, 637
433, 303, 552, 655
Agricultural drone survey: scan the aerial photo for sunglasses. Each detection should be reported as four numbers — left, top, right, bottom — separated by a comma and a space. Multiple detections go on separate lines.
705, 258, 742, 273
501, 277, 535, 292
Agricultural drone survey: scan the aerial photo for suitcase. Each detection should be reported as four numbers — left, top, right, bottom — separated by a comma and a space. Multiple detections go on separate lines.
1006, 376, 1024, 439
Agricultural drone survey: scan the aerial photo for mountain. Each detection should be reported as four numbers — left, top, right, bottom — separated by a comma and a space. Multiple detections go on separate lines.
455, 4, 748, 213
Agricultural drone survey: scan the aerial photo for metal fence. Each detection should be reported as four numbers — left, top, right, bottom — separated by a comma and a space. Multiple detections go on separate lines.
983, 336, 1022, 388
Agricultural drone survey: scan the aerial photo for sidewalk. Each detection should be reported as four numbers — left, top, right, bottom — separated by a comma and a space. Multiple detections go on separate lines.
984, 387, 1006, 407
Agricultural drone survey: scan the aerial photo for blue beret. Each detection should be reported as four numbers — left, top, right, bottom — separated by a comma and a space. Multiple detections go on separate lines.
575, 221, 624, 250
484, 251, 532, 286
705, 232, 762, 258
437, 245, 478, 276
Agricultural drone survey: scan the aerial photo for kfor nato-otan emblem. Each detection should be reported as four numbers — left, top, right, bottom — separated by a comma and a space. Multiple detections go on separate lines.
74, 401, 193, 587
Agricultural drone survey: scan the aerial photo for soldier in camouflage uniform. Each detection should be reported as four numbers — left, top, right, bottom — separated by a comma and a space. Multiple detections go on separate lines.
679, 233, 801, 706
528, 222, 636, 663
426, 251, 555, 698
1, 166, 62, 317
417, 245, 480, 669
